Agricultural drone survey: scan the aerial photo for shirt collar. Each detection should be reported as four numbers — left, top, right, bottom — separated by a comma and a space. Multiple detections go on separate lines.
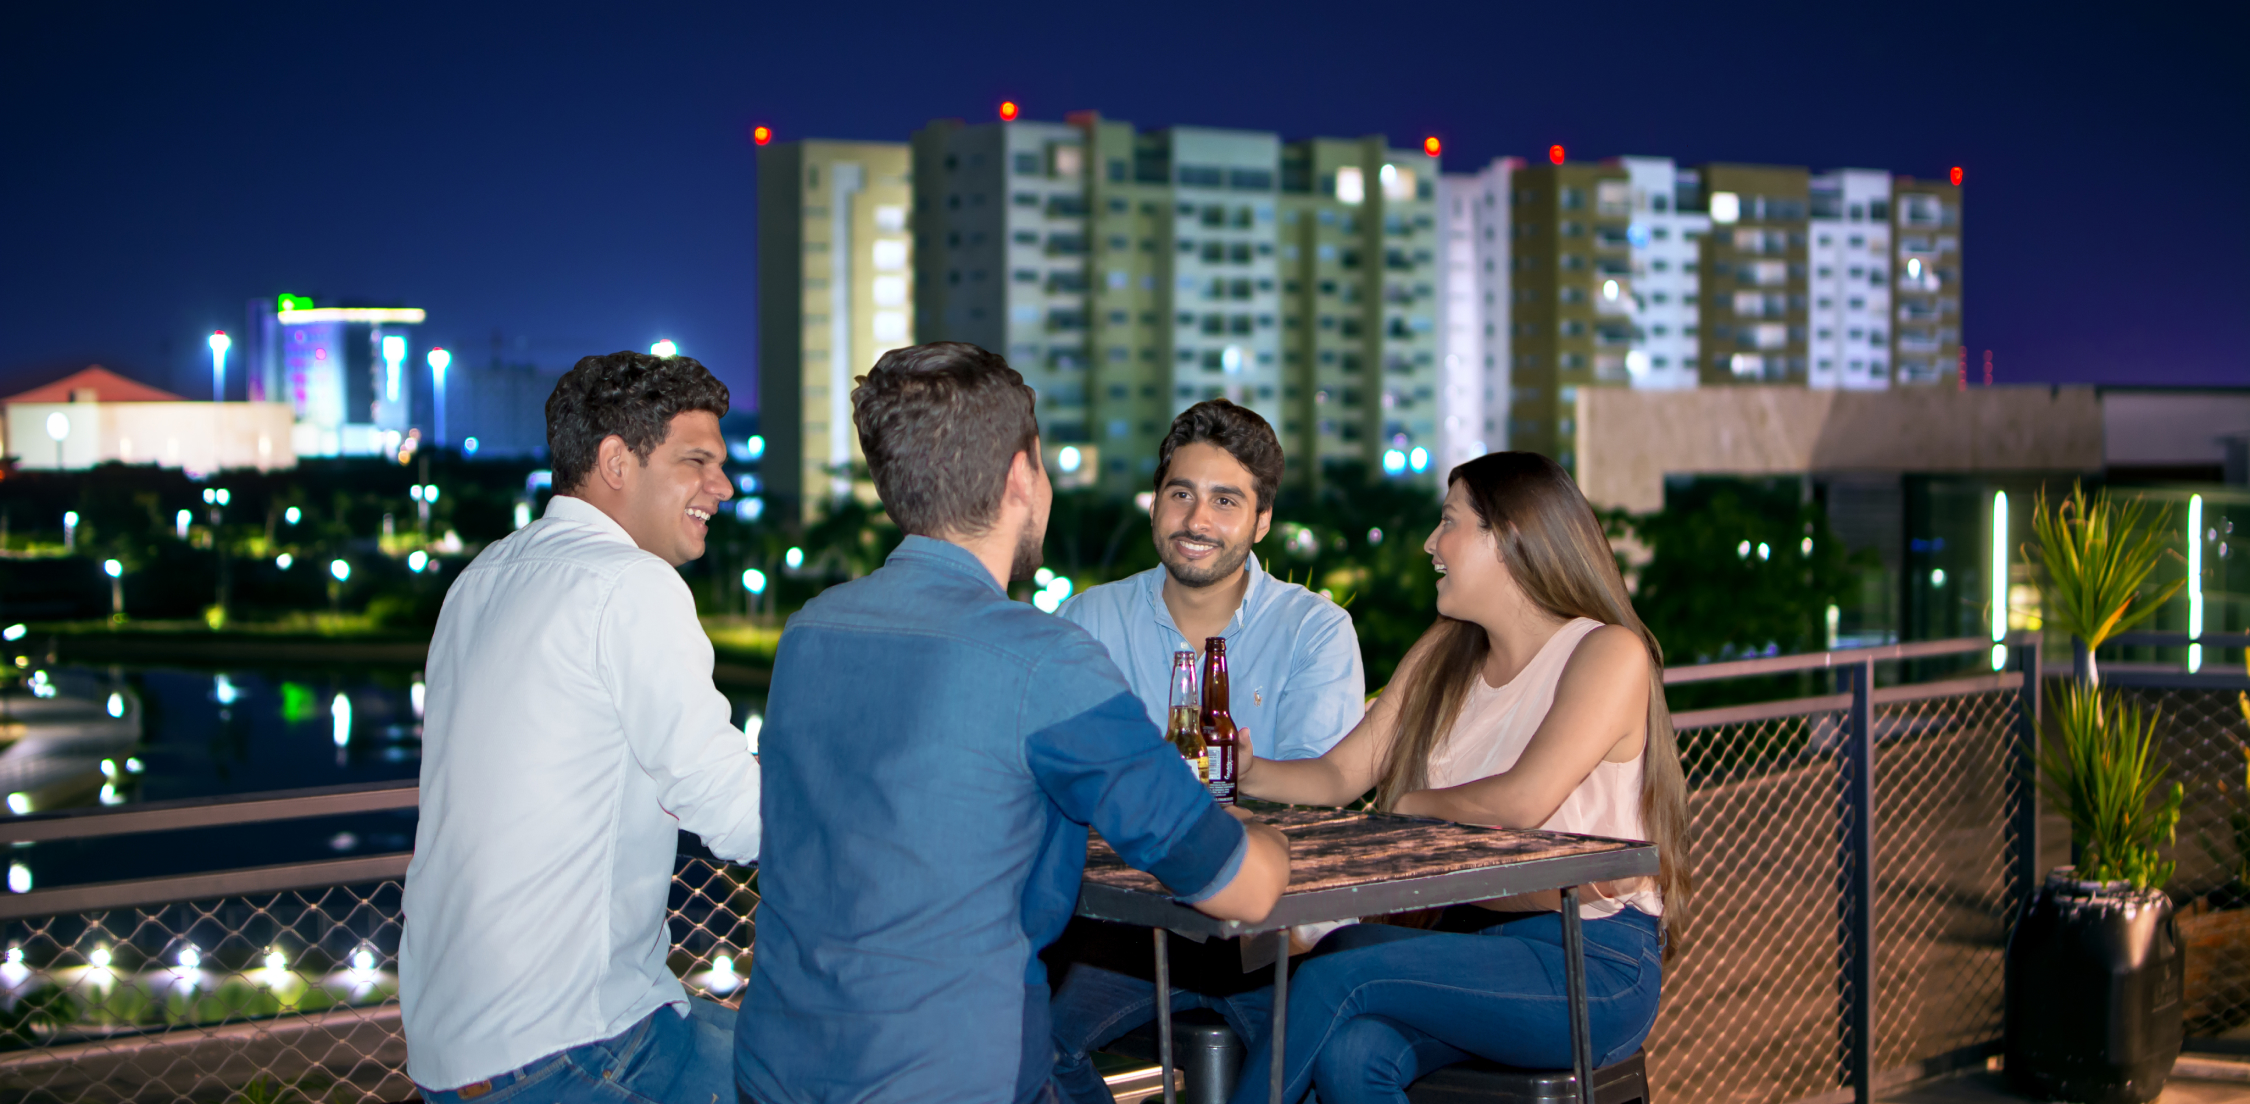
1140, 553, 1266, 646
542, 494, 641, 550
886, 534, 1007, 596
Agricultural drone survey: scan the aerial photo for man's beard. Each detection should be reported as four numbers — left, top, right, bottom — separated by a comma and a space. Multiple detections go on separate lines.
1160, 530, 1252, 589
1008, 517, 1046, 583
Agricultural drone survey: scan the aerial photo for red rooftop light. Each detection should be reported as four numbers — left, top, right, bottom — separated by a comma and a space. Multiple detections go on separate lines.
1950, 165, 1963, 186
1549, 144, 1565, 165
752, 125, 772, 146
999, 101, 1019, 121
1423, 136, 1441, 157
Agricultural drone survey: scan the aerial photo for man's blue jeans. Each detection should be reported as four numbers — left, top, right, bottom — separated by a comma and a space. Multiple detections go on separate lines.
1226, 908, 1663, 1104
1051, 961, 1274, 1104
416, 997, 736, 1104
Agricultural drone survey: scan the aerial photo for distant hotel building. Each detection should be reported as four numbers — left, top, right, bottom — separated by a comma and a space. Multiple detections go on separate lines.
759, 115, 1443, 514
911, 114, 1441, 494
755, 140, 915, 518
1438, 155, 1964, 471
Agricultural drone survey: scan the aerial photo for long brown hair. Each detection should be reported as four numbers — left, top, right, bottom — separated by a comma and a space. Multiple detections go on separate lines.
1376, 452, 1691, 948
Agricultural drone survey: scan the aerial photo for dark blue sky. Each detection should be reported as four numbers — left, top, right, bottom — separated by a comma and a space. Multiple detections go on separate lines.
3, 1, 2242, 409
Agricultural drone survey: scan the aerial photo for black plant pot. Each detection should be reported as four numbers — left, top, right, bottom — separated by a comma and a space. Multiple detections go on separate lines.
2004, 869, 2184, 1104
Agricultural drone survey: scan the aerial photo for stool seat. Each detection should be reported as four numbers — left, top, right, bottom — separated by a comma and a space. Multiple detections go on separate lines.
1406, 1048, 1650, 1104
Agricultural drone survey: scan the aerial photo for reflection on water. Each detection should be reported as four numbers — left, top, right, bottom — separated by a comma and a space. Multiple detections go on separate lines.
0, 661, 765, 890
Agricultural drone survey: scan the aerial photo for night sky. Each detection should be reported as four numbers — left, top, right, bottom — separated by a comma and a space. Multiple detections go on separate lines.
4, 1, 2242, 409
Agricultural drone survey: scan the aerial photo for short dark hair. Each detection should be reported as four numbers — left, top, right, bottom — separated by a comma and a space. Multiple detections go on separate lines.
1154, 399, 1283, 513
852, 342, 1040, 537
546, 352, 730, 492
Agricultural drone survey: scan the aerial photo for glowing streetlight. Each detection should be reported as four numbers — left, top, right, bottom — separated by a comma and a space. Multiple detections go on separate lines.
329, 559, 351, 582
208, 331, 231, 401
44, 411, 68, 469
381, 335, 406, 403
104, 559, 123, 620
742, 568, 767, 594
63, 510, 79, 552
651, 339, 678, 358
427, 348, 452, 446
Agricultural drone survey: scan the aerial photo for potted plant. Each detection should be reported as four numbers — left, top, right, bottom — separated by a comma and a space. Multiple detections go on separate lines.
2006, 484, 2188, 1104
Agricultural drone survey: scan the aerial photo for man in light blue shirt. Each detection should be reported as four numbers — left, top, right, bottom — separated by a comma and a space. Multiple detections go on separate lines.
1059, 400, 1364, 761
1051, 399, 1364, 1104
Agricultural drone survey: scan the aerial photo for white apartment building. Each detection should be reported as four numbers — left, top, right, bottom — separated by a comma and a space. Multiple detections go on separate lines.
1808, 169, 1895, 390
1617, 158, 1710, 391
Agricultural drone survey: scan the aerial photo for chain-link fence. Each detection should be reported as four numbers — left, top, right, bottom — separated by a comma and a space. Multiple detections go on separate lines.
2103, 647, 2250, 1046
0, 855, 758, 1103
3, 636, 2240, 1103
1644, 638, 2037, 1104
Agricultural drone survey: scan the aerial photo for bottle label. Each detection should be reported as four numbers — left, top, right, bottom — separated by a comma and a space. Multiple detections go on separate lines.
1207, 776, 1235, 803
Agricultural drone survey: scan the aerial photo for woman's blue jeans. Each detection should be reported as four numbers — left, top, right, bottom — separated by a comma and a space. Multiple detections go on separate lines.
1225, 907, 1662, 1104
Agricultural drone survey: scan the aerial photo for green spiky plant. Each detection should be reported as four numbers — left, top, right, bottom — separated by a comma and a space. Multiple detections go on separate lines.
2026, 483, 2191, 893
2038, 682, 2184, 891
2023, 483, 2184, 687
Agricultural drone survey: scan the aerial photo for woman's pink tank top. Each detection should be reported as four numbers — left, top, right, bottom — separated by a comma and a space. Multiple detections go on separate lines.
1424, 617, 1662, 919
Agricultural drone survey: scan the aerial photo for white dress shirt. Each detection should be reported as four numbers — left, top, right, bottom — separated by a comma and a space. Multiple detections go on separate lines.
401, 494, 762, 1090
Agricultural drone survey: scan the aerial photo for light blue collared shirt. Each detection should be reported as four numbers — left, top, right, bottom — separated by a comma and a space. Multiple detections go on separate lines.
1060, 554, 1364, 762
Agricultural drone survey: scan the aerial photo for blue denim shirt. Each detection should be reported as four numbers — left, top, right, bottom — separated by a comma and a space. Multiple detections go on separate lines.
1059, 556, 1364, 762
735, 536, 1248, 1104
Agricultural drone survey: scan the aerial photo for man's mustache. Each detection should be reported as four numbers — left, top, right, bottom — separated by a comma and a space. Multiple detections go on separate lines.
1166, 530, 1227, 546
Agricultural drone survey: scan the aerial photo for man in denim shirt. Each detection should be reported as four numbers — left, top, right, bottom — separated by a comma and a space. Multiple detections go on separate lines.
1048, 401, 1364, 1104
736, 343, 1290, 1104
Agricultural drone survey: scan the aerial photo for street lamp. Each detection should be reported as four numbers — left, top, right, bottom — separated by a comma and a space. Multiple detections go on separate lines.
208, 331, 231, 402
427, 348, 452, 446
102, 559, 123, 620
44, 411, 68, 470
63, 511, 79, 553
381, 335, 406, 404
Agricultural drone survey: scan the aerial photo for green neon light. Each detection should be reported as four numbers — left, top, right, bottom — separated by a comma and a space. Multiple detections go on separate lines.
276, 293, 315, 312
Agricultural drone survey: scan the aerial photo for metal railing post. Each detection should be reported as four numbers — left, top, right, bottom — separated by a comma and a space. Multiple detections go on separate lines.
2010, 634, 2043, 920
1840, 656, 1875, 1104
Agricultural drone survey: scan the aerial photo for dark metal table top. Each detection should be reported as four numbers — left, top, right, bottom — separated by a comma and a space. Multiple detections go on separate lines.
1077, 805, 1659, 938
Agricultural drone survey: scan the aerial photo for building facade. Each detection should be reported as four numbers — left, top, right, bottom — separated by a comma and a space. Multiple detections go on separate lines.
1435, 154, 1964, 474
906, 114, 1442, 495
756, 140, 916, 520
248, 299, 427, 458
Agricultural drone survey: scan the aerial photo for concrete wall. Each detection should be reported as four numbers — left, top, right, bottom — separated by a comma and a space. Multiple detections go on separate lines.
1577, 384, 2102, 511
2101, 390, 2250, 469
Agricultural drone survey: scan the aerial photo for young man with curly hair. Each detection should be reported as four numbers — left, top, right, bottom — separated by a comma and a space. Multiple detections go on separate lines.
403, 350, 761, 1104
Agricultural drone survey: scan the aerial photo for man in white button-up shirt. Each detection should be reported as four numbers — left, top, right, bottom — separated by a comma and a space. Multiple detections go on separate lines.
403, 351, 762, 1104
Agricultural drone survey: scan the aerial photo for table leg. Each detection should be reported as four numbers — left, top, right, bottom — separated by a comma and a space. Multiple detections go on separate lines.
1562, 886, 1593, 1104
1155, 928, 1175, 1104
1269, 929, 1289, 1104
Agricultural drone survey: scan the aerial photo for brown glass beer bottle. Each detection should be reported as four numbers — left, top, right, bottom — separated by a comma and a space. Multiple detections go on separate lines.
1199, 636, 1237, 805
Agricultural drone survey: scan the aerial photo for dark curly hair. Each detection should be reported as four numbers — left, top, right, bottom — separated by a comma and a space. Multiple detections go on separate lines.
1155, 399, 1283, 513
852, 342, 1039, 537
546, 351, 730, 492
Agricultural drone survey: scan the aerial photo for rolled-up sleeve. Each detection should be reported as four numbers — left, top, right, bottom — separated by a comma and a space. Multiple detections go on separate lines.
1271, 603, 1366, 761
1025, 687, 1247, 901
598, 560, 762, 863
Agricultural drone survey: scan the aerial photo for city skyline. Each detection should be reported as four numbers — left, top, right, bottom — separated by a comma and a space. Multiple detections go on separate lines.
3, 2, 2241, 414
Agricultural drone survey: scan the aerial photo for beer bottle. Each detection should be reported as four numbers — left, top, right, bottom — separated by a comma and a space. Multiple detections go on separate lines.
1165, 650, 1206, 784
1199, 636, 1237, 805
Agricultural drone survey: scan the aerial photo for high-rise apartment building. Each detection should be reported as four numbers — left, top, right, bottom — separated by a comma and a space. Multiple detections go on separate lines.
911, 114, 1442, 494
1437, 154, 1963, 471
756, 139, 915, 519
